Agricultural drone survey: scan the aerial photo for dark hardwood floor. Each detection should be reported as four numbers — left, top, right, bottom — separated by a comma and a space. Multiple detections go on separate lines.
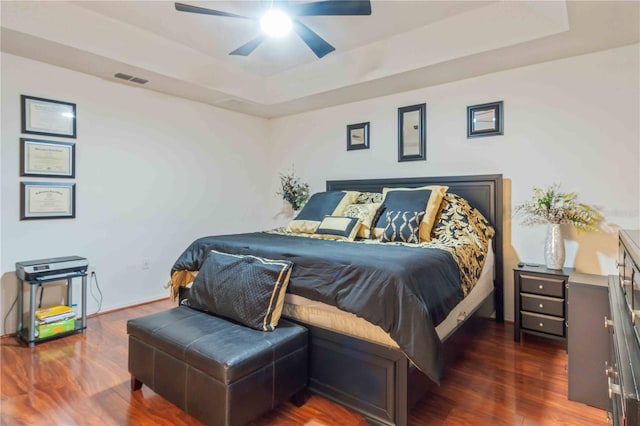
1, 299, 608, 425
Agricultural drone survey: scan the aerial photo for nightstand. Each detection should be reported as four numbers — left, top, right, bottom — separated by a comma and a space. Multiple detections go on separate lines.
514, 264, 574, 342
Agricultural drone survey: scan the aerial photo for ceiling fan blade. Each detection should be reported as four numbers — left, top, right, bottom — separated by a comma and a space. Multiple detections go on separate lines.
293, 1, 371, 16
229, 35, 268, 56
174, 3, 253, 20
293, 20, 335, 58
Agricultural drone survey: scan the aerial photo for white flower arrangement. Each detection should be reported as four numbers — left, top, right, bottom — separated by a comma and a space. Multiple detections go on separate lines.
515, 183, 602, 232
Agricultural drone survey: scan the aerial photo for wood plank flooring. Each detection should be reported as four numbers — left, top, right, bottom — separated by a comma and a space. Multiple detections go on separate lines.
1, 299, 608, 425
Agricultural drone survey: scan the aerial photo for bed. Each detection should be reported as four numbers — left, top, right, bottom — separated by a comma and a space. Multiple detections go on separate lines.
172, 174, 503, 426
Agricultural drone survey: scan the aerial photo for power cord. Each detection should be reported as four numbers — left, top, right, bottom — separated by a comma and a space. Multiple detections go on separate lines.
90, 271, 103, 315
3, 296, 18, 336
2, 285, 45, 335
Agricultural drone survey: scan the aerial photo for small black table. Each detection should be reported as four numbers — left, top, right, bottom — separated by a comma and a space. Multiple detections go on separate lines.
513, 263, 574, 343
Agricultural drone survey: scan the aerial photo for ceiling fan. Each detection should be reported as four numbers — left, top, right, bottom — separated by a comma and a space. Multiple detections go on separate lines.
174, 1, 372, 58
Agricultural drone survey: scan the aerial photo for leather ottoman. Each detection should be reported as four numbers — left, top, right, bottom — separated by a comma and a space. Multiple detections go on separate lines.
127, 306, 308, 426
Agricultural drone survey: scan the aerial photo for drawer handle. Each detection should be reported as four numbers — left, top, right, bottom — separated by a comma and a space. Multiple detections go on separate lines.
608, 377, 621, 399
616, 261, 624, 268
605, 316, 614, 328
538, 322, 544, 328
538, 284, 544, 290
605, 361, 618, 379
539, 303, 544, 309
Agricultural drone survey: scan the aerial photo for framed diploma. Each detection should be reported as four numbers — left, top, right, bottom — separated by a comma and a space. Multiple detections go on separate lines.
20, 138, 75, 178
20, 182, 76, 220
21, 95, 77, 138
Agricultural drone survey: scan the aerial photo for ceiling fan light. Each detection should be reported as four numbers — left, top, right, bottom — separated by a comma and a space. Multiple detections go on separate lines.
260, 10, 292, 38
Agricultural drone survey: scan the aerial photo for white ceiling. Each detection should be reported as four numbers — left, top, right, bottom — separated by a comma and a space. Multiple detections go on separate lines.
75, 1, 495, 77
1, 1, 638, 118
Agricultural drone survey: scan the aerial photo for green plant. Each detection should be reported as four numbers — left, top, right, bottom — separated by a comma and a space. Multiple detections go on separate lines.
515, 183, 602, 232
277, 167, 309, 211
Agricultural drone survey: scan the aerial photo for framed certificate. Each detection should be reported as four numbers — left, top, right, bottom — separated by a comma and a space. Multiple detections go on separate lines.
21, 95, 77, 138
20, 138, 75, 178
20, 182, 76, 220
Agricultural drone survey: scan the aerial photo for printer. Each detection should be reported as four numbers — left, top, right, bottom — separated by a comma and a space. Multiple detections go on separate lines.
16, 256, 88, 281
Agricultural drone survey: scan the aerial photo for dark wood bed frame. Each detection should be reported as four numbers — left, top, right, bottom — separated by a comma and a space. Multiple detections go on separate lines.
291, 174, 503, 426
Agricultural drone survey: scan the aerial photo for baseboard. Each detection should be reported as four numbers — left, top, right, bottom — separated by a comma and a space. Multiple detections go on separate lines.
91, 294, 169, 317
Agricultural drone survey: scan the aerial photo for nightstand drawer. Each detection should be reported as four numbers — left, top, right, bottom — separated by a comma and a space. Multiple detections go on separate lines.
521, 312, 565, 337
521, 293, 564, 317
521, 274, 565, 297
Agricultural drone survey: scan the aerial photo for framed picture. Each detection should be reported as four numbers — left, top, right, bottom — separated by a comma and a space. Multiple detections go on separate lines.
398, 103, 426, 162
21, 95, 77, 138
467, 101, 503, 138
346, 122, 370, 151
20, 182, 76, 220
20, 138, 75, 178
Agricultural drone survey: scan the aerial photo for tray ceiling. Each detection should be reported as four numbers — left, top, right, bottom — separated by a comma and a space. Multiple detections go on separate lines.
1, 1, 638, 117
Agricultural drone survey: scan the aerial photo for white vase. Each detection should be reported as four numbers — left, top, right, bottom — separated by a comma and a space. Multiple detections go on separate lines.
544, 223, 565, 270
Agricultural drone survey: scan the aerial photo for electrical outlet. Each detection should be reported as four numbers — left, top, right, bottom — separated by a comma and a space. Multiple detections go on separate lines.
88, 264, 96, 275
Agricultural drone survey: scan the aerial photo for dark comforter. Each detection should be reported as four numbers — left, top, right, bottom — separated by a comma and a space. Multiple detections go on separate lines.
171, 232, 463, 383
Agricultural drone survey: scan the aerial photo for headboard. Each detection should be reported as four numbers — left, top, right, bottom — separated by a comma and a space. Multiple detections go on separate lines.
327, 174, 504, 322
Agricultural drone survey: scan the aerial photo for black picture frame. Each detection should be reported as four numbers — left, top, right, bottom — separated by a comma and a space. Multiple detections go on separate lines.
20, 138, 76, 178
346, 122, 370, 151
21, 95, 77, 138
398, 103, 426, 162
20, 181, 76, 220
467, 101, 503, 138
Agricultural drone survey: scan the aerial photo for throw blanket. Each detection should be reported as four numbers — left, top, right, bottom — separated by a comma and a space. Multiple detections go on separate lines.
172, 232, 462, 384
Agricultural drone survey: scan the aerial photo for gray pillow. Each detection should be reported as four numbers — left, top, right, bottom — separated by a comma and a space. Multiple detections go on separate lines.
187, 249, 293, 331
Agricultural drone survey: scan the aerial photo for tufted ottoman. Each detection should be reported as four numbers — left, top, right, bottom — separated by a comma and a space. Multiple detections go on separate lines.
127, 306, 308, 426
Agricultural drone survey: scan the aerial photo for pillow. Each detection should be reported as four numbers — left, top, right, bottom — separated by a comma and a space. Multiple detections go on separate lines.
356, 191, 384, 204
312, 216, 361, 241
432, 193, 495, 243
380, 211, 425, 244
372, 185, 448, 242
343, 202, 381, 238
288, 191, 359, 234
186, 249, 293, 331
431, 193, 495, 296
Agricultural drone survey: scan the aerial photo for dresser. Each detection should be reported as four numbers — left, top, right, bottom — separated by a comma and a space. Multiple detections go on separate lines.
607, 230, 640, 425
567, 272, 609, 410
514, 264, 573, 342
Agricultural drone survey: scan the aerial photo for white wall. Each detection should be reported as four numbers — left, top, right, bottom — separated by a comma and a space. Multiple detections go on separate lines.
1, 53, 271, 334
267, 44, 640, 322
2, 44, 638, 331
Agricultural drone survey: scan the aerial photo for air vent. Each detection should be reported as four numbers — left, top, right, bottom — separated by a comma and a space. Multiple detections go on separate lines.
114, 73, 133, 80
113, 73, 149, 85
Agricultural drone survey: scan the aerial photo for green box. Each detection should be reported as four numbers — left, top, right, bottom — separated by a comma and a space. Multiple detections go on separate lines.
36, 318, 76, 338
